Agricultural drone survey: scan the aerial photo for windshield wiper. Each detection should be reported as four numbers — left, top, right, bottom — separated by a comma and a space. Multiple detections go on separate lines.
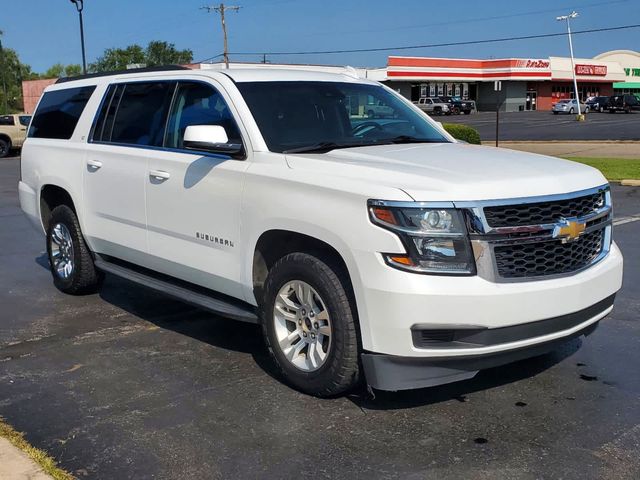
283, 141, 368, 154
385, 135, 445, 144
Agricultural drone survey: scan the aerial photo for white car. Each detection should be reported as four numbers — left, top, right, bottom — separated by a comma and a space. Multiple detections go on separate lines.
19, 67, 623, 396
552, 99, 589, 114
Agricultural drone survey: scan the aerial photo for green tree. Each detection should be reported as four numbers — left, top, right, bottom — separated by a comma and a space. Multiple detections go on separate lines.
145, 41, 193, 66
89, 41, 193, 72
42, 63, 82, 78
0, 45, 36, 114
90, 44, 145, 72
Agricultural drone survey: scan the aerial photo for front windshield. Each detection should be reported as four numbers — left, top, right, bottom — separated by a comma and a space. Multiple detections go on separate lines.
236, 81, 449, 153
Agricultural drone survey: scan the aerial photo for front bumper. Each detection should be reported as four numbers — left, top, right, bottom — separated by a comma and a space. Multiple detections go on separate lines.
362, 294, 613, 390
353, 242, 622, 358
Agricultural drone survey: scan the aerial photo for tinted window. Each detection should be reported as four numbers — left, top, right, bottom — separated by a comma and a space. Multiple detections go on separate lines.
0, 115, 15, 126
237, 81, 448, 153
165, 82, 242, 149
19, 116, 31, 127
28, 86, 96, 139
109, 82, 175, 146
92, 84, 125, 143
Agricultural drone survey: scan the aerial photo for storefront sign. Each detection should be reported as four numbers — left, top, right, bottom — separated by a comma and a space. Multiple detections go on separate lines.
575, 64, 607, 76
523, 60, 550, 69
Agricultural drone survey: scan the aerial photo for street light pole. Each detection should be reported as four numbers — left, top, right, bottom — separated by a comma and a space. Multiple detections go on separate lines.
70, 0, 87, 74
557, 11, 581, 116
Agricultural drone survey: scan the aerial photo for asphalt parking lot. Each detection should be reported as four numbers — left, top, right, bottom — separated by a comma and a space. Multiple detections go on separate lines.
1, 157, 639, 479
442, 110, 640, 142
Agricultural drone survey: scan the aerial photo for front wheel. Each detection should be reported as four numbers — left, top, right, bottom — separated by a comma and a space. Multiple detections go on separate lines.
569, 108, 575, 114
261, 252, 360, 397
46, 205, 103, 295
0, 138, 10, 158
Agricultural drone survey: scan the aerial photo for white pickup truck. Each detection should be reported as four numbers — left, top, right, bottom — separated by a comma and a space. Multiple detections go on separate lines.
19, 66, 623, 396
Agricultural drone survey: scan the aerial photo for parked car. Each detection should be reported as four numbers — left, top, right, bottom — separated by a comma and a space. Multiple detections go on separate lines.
607, 94, 640, 113
585, 96, 610, 113
440, 96, 474, 115
415, 97, 451, 115
19, 67, 622, 396
552, 99, 589, 115
0, 114, 31, 158
365, 100, 395, 118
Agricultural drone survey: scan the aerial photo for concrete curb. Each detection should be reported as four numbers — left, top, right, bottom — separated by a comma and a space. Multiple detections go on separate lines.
0, 437, 52, 480
620, 179, 640, 187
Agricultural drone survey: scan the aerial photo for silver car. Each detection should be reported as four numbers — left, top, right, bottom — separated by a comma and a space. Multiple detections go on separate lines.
552, 99, 589, 115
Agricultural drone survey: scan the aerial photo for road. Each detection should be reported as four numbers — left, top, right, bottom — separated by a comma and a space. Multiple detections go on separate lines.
442, 110, 640, 142
1, 157, 639, 479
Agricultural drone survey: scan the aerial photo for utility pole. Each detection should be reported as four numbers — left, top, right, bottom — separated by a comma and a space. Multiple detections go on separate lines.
201, 3, 241, 69
0, 30, 7, 114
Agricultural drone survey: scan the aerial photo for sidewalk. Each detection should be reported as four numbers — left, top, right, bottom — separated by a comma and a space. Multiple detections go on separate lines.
483, 141, 640, 159
0, 437, 52, 480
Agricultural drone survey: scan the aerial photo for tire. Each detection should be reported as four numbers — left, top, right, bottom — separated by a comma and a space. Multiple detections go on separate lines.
46, 205, 103, 295
434, 107, 442, 116
261, 252, 360, 397
553, 111, 559, 115
609, 109, 615, 114
569, 108, 574, 114
452, 107, 460, 115
0, 138, 10, 159
585, 107, 589, 114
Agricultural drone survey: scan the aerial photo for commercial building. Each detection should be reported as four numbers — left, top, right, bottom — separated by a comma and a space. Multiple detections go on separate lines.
594, 50, 640, 94
380, 54, 629, 112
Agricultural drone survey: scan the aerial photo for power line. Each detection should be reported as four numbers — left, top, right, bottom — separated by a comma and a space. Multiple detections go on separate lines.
219, 23, 640, 58
201, 3, 241, 68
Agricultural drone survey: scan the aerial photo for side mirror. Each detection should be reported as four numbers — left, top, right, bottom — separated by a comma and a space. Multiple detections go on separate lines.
183, 125, 244, 157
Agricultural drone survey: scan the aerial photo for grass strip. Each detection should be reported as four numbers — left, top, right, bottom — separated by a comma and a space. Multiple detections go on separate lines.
0, 417, 74, 480
562, 157, 640, 181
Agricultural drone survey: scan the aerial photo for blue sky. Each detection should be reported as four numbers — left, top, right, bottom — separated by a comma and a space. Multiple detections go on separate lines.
2, 0, 639, 73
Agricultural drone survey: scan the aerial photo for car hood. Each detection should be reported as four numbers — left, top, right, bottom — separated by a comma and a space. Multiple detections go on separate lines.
285, 142, 606, 201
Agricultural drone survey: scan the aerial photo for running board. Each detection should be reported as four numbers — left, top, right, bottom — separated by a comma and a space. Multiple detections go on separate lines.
94, 258, 259, 324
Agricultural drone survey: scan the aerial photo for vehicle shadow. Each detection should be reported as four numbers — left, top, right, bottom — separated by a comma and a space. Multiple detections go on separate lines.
96, 274, 281, 377
52, 267, 582, 410
346, 340, 581, 411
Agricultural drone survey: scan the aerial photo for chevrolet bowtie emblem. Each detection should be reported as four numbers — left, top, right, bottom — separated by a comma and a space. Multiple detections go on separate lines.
553, 218, 586, 242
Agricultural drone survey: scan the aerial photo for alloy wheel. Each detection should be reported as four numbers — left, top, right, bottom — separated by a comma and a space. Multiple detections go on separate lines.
49, 223, 75, 279
273, 280, 332, 372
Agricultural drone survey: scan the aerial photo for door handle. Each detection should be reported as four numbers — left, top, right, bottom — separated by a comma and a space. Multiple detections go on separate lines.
149, 170, 170, 181
86, 159, 103, 169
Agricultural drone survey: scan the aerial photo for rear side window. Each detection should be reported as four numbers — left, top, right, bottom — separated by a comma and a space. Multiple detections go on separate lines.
104, 82, 175, 146
28, 86, 96, 139
19, 116, 31, 127
0, 115, 15, 126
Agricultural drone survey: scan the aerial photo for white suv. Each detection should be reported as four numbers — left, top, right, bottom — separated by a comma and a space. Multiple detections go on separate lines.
19, 66, 623, 396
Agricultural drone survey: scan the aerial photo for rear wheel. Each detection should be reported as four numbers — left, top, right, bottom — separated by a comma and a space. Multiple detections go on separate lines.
0, 138, 10, 158
46, 205, 103, 295
261, 252, 360, 397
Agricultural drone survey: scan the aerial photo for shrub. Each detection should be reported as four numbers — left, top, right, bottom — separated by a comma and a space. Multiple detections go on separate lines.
442, 123, 481, 145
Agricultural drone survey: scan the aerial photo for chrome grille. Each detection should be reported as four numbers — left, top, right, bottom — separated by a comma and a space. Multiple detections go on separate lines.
494, 230, 604, 278
461, 185, 612, 282
484, 191, 605, 227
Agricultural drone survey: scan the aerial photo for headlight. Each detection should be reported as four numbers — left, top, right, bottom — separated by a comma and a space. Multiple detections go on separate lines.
368, 202, 476, 275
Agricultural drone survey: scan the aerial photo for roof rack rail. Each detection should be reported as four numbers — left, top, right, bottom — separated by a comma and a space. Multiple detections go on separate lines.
55, 65, 191, 84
